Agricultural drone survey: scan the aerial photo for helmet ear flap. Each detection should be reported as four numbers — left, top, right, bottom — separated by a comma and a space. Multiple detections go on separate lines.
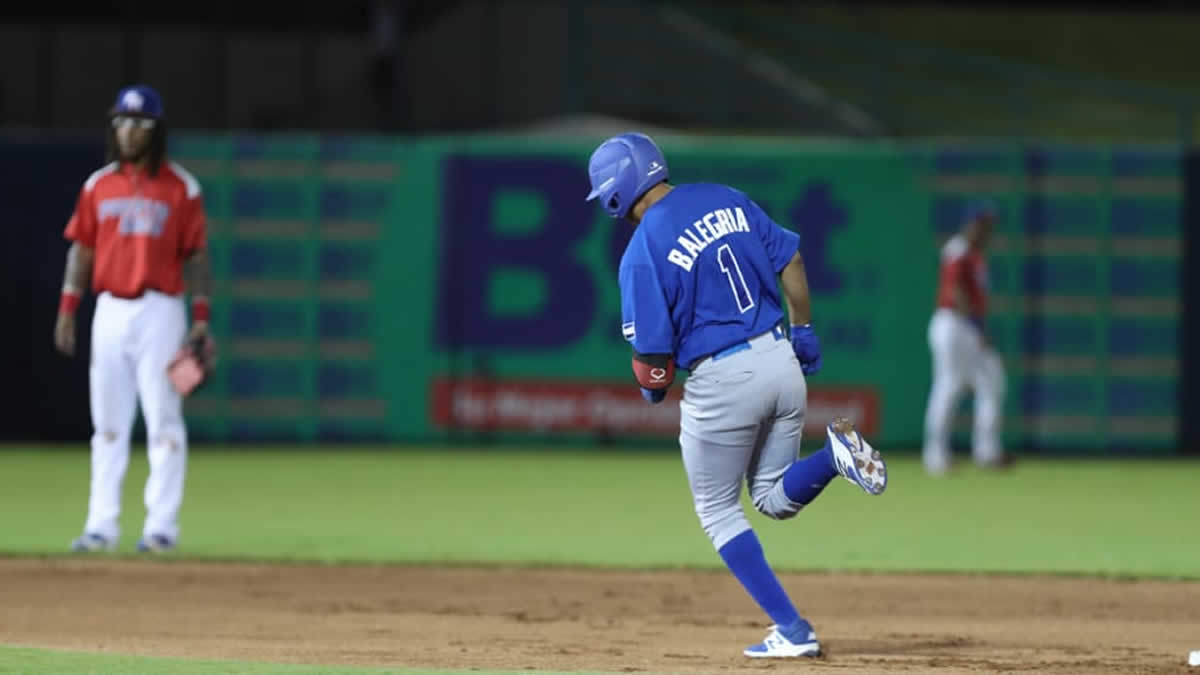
607, 193, 622, 214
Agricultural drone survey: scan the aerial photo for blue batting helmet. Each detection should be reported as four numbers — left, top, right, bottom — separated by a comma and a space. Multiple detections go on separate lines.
585, 132, 669, 219
111, 85, 164, 119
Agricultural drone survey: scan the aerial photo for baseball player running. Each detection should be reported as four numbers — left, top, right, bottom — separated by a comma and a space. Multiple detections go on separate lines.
55, 85, 213, 554
922, 201, 1010, 475
587, 132, 887, 659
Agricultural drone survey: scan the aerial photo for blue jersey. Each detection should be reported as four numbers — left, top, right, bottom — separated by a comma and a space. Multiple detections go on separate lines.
619, 183, 801, 370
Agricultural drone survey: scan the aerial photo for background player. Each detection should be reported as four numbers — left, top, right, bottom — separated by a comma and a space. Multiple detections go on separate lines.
922, 201, 1010, 475
587, 132, 887, 659
54, 85, 213, 553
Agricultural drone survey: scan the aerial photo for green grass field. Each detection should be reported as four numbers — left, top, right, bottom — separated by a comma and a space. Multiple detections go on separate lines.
2, 445, 1198, 673
2, 446, 1197, 576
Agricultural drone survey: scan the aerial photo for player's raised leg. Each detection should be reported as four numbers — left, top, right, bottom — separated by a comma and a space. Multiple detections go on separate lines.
76, 295, 138, 551
971, 348, 1008, 467
134, 293, 189, 550
746, 342, 835, 515
745, 362, 811, 521
750, 341, 886, 507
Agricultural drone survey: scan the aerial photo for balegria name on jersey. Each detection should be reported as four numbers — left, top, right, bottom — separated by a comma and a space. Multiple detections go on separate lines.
667, 206, 751, 271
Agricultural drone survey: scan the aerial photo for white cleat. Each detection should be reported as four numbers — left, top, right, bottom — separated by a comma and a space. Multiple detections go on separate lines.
743, 624, 822, 658
828, 417, 888, 495
70, 533, 115, 553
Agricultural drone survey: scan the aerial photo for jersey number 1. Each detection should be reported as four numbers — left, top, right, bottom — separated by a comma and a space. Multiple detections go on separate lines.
717, 244, 755, 314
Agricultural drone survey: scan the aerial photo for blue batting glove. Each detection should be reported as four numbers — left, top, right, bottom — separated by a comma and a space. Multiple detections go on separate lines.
641, 387, 667, 404
790, 324, 822, 376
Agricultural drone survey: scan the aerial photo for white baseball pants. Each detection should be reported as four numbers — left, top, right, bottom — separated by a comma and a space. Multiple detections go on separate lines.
83, 290, 188, 542
922, 308, 1006, 473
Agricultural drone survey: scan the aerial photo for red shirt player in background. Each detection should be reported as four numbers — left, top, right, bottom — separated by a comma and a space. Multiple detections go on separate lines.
54, 85, 214, 553
922, 201, 1011, 476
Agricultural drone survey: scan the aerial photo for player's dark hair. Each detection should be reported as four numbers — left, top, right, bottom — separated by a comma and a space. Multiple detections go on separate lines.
105, 117, 168, 176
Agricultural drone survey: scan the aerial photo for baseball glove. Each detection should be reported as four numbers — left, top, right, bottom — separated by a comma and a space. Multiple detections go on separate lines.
168, 335, 218, 396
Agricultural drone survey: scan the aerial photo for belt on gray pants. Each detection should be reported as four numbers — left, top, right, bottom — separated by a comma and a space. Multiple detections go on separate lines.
697, 323, 787, 367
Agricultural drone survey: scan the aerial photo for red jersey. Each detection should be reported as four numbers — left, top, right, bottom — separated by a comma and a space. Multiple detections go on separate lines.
64, 160, 206, 298
935, 234, 988, 317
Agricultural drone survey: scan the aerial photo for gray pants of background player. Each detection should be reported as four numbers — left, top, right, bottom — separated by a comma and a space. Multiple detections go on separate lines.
680, 327, 808, 551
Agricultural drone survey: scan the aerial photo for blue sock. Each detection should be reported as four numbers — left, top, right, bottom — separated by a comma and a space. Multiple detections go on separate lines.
718, 529, 802, 633
781, 440, 838, 505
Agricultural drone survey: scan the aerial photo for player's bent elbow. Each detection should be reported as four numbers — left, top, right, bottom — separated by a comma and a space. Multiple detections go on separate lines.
632, 352, 675, 390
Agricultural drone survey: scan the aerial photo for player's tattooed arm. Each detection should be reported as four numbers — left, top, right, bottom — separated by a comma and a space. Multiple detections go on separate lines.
781, 250, 823, 374
62, 242, 94, 296
184, 249, 213, 339
54, 243, 93, 356
779, 250, 812, 326
184, 249, 211, 305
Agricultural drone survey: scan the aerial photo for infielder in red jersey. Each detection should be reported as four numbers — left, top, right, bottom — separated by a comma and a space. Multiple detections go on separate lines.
54, 85, 214, 553
922, 201, 1011, 476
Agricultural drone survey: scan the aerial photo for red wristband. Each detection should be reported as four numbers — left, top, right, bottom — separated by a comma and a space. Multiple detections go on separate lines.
59, 290, 80, 315
191, 297, 211, 322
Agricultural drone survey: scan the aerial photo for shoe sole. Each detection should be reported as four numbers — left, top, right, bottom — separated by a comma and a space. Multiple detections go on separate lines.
743, 642, 822, 658
829, 416, 887, 495
137, 544, 176, 554
70, 537, 115, 553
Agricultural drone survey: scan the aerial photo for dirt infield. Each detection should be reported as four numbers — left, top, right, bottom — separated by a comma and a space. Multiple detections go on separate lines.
1, 559, 1197, 674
